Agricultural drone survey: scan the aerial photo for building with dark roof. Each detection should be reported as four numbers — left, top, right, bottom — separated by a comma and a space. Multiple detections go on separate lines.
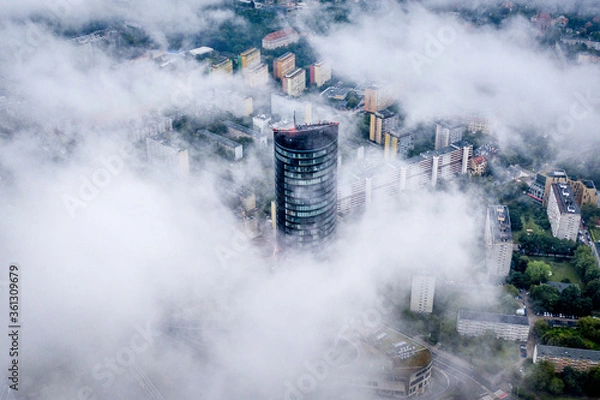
457, 310, 529, 341
547, 183, 581, 241
533, 345, 600, 372
484, 205, 513, 278
274, 122, 338, 251
198, 129, 243, 161
223, 121, 267, 146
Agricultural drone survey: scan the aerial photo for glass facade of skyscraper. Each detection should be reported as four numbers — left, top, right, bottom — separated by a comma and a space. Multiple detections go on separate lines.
274, 122, 338, 251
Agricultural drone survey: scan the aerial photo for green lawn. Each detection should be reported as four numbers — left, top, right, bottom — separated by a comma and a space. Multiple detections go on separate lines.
590, 227, 600, 242
529, 256, 582, 286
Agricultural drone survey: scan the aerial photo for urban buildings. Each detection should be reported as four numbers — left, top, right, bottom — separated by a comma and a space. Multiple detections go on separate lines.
239, 47, 261, 71
470, 155, 487, 176
271, 93, 312, 125
262, 28, 300, 50
384, 130, 414, 160
244, 62, 270, 88
282, 68, 306, 97
569, 179, 598, 207
309, 59, 331, 88
364, 85, 394, 113
369, 109, 398, 144
145, 133, 190, 175
198, 129, 244, 161
456, 310, 529, 341
484, 205, 513, 278
334, 326, 433, 398
337, 141, 472, 214
528, 169, 569, 205
410, 274, 436, 313
273, 122, 338, 251
210, 56, 233, 76
434, 121, 464, 150
224, 121, 267, 147
547, 183, 581, 242
273, 52, 295, 80
467, 116, 493, 135
533, 345, 600, 372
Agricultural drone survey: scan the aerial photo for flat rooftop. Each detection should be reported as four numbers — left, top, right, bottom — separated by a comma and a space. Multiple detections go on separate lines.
552, 183, 580, 215
458, 309, 528, 326
488, 205, 512, 243
536, 345, 600, 362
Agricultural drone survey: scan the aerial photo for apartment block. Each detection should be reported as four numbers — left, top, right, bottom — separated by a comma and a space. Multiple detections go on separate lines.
310, 59, 332, 88
210, 56, 233, 76
244, 62, 269, 88
410, 275, 436, 313
282, 68, 306, 97
369, 109, 398, 144
457, 310, 529, 341
434, 121, 464, 150
337, 141, 472, 214
547, 183, 581, 242
239, 47, 261, 71
145, 134, 190, 175
384, 130, 414, 160
485, 205, 513, 278
569, 179, 598, 207
528, 169, 569, 206
224, 120, 267, 146
273, 52, 295, 80
364, 85, 394, 113
534, 345, 600, 372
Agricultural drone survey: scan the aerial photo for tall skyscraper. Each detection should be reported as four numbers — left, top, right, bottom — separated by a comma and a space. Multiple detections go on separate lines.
274, 122, 339, 251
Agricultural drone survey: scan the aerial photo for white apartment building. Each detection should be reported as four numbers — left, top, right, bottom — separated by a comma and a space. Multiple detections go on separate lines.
145, 135, 189, 175
547, 183, 581, 242
434, 122, 464, 150
485, 205, 513, 278
457, 310, 529, 341
410, 275, 436, 313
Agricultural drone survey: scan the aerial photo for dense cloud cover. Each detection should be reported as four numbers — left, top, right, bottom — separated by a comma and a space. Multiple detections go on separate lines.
0, 0, 599, 398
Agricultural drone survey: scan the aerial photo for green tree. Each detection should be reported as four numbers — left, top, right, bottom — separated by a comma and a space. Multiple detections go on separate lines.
526, 261, 551, 284
530, 284, 560, 312
558, 285, 582, 315
584, 279, 600, 309
581, 203, 600, 226
527, 360, 555, 391
533, 319, 549, 339
561, 366, 584, 395
585, 366, 600, 397
577, 316, 600, 343
548, 376, 564, 395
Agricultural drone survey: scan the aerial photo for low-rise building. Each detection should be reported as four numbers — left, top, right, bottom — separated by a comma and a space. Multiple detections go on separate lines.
334, 326, 433, 398
262, 28, 300, 50
224, 120, 267, 146
456, 310, 529, 341
470, 155, 487, 176
547, 183, 581, 242
533, 345, 600, 372
198, 129, 243, 161
528, 169, 569, 206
